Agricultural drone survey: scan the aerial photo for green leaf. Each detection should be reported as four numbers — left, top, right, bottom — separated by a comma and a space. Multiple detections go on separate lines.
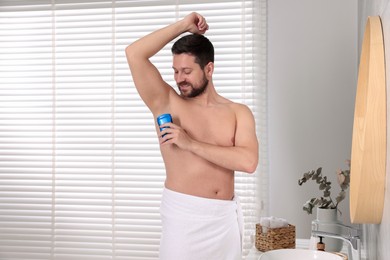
323, 190, 330, 197
336, 191, 346, 203
305, 171, 312, 179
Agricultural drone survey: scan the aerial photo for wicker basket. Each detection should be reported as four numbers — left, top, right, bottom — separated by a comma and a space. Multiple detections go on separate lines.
255, 224, 296, 252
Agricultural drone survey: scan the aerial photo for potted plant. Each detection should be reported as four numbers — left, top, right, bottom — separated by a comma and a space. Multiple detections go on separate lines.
298, 161, 351, 252
298, 161, 350, 215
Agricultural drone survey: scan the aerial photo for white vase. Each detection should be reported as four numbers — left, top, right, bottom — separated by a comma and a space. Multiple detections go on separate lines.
312, 208, 343, 252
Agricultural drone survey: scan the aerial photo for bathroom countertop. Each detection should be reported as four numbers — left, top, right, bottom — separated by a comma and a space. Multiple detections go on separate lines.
245, 239, 354, 260
245, 239, 310, 260
245, 247, 263, 260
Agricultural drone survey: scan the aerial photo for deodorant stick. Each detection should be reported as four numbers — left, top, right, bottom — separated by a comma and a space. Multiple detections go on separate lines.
157, 113, 172, 136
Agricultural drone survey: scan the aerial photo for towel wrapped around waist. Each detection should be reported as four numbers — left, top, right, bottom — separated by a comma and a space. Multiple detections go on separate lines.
159, 188, 243, 260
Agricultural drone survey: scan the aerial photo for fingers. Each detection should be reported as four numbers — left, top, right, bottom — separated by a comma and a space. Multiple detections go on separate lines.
196, 14, 209, 32
158, 123, 185, 146
160, 122, 175, 129
185, 12, 209, 34
159, 130, 176, 145
160, 127, 172, 137
158, 124, 191, 150
159, 123, 175, 143
159, 133, 170, 144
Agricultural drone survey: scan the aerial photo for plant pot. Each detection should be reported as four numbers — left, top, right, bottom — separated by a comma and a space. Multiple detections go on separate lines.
312, 208, 343, 252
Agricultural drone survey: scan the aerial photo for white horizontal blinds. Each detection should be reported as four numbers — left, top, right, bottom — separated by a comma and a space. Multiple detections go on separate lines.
0, 1, 54, 259
114, 3, 175, 260
53, 2, 117, 259
54, 1, 166, 259
0, 0, 265, 259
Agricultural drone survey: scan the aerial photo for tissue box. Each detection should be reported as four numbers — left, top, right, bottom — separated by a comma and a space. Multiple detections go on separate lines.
255, 224, 296, 252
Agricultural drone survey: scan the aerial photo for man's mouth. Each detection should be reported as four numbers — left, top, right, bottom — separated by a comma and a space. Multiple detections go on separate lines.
179, 84, 191, 91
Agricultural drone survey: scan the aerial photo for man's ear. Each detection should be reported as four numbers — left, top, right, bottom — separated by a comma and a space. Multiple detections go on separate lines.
205, 62, 214, 77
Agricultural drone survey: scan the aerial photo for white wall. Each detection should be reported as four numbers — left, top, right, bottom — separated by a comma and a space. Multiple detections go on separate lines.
358, 2, 390, 260
268, 0, 358, 239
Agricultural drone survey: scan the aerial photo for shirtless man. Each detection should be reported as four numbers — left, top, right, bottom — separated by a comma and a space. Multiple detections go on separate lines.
126, 12, 258, 260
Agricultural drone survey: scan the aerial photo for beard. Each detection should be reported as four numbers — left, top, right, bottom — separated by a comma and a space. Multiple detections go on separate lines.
178, 74, 209, 98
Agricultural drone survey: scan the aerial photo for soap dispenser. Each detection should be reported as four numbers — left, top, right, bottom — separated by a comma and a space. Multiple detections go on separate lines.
317, 236, 325, 251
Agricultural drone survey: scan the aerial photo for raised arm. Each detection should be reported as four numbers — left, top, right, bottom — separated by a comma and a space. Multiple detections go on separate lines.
125, 12, 209, 114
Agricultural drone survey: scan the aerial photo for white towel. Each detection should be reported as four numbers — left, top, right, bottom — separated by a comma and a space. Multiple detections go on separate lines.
260, 217, 270, 227
260, 217, 270, 233
269, 216, 288, 228
260, 216, 288, 233
159, 188, 242, 260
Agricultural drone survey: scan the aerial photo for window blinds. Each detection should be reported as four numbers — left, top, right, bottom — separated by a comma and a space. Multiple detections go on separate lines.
0, 0, 267, 259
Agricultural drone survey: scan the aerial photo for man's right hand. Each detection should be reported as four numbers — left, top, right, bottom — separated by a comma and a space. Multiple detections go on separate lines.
184, 12, 209, 35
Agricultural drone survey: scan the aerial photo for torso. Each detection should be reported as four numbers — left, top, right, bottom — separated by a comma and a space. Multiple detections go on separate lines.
155, 91, 238, 200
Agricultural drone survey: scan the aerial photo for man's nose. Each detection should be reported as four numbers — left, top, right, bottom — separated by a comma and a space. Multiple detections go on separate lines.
176, 72, 186, 83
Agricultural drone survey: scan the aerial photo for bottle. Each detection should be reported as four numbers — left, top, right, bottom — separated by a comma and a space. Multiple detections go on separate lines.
309, 236, 318, 250
317, 236, 325, 251
156, 113, 172, 137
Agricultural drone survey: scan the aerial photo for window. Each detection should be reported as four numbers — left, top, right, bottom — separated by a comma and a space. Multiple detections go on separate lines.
0, 0, 267, 259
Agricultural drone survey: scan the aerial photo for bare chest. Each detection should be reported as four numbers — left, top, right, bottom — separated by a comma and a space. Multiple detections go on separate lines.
174, 105, 236, 146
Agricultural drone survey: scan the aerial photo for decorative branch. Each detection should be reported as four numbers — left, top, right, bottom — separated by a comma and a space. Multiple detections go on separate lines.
298, 161, 350, 215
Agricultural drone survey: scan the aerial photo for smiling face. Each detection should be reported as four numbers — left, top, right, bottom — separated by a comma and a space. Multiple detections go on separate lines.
173, 53, 213, 98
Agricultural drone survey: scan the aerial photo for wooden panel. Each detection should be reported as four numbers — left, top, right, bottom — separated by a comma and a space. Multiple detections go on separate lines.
350, 16, 386, 224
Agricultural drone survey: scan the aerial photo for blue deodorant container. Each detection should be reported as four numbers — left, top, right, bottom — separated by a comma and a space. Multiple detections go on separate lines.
157, 113, 172, 135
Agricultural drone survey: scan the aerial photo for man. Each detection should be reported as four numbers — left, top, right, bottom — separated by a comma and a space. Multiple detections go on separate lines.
125, 12, 258, 260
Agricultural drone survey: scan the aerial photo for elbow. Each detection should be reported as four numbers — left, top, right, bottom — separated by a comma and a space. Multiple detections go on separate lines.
125, 44, 147, 67
125, 45, 135, 60
246, 161, 258, 174
125, 43, 143, 61
242, 156, 258, 174
125, 45, 142, 69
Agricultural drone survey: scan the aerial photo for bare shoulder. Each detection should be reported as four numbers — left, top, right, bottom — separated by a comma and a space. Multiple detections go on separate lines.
227, 101, 255, 121
216, 95, 251, 112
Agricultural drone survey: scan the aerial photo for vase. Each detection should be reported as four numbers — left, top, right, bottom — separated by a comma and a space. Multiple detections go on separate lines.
312, 208, 343, 252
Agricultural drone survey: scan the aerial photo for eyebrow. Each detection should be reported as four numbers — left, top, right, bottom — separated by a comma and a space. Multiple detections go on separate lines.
172, 66, 192, 70
172, 67, 193, 72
